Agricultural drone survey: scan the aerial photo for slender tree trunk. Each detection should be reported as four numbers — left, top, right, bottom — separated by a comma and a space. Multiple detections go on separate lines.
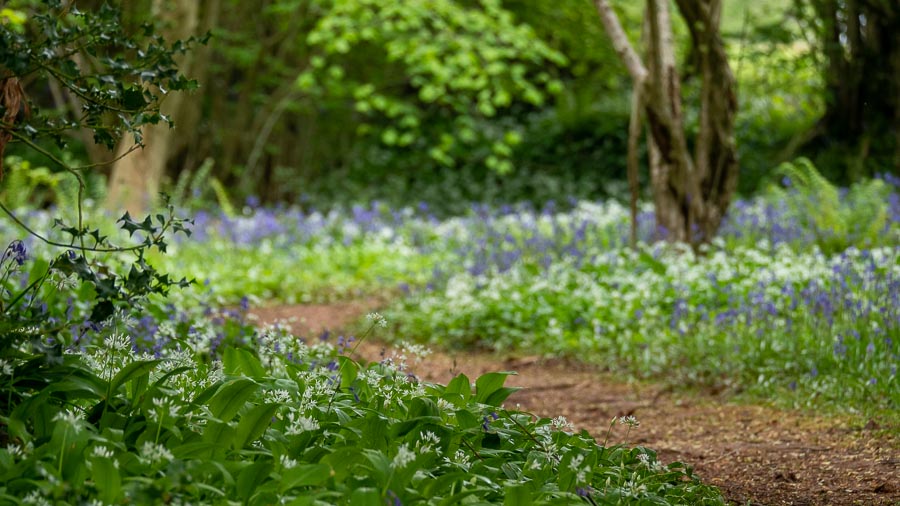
626, 84, 642, 247
675, 0, 739, 241
594, 0, 738, 246
106, 0, 200, 215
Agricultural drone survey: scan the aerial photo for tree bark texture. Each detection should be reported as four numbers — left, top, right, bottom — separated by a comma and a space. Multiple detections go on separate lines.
106, 0, 200, 215
594, 0, 739, 245
811, 0, 899, 174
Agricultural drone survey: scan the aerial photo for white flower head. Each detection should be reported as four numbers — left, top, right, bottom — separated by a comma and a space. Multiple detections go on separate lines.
285, 413, 320, 435
280, 454, 298, 469
53, 409, 85, 434
551, 415, 575, 432
366, 312, 388, 328
0, 359, 13, 376
417, 430, 441, 454
22, 490, 51, 506
392, 443, 416, 468
139, 441, 174, 465
265, 389, 292, 404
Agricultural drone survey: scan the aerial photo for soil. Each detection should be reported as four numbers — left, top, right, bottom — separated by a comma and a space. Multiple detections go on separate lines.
250, 300, 900, 506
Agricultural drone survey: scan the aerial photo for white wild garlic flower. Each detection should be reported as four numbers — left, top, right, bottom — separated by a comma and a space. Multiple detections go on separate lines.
392, 443, 416, 468
92, 445, 115, 459
138, 441, 174, 465
366, 312, 388, 328
551, 415, 575, 432
280, 455, 298, 469
53, 409, 85, 434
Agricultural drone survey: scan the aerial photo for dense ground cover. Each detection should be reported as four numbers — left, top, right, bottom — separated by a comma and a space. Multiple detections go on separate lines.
137, 171, 899, 418
2, 168, 897, 503
0, 227, 722, 504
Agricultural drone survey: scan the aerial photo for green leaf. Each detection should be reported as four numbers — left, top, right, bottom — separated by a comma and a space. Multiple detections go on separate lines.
278, 464, 331, 494
638, 250, 668, 275
121, 87, 147, 109
474, 371, 516, 404
46, 375, 106, 399
91, 455, 121, 504
202, 421, 235, 452
337, 356, 358, 389
223, 347, 267, 379
172, 441, 228, 459
109, 360, 162, 394
208, 378, 259, 421
237, 460, 273, 500
233, 403, 278, 449
445, 374, 471, 399
349, 488, 382, 506
483, 386, 520, 407
503, 484, 532, 506
422, 471, 468, 498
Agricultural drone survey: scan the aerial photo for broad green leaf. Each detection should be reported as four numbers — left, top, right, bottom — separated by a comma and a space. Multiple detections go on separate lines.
422, 471, 468, 498
172, 441, 229, 459
223, 348, 267, 378
237, 460, 273, 500
445, 374, 471, 399
349, 488, 382, 506
321, 447, 365, 482
91, 455, 121, 504
361, 449, 391, 485
337, 356, 358, 389
46, 375, 105, 399
503, 484, 532, 506
233, 403, 278, 449
109, 360, 162, 393
208, 378, 259, 421
474, 371, 516, 404
278, 464, 331, 494
483, 386, 520, 407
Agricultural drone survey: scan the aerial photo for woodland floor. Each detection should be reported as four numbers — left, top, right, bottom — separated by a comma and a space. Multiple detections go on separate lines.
250, 300, 900, 506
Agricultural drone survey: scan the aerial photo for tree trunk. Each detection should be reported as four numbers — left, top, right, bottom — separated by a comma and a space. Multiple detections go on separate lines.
808, 0, 900, 178
675, 0, 739, 241
106, 0, 200, 215
593, 0, 738, 246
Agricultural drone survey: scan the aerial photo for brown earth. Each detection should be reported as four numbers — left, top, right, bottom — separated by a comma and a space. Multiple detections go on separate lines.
250, 300, 900, 506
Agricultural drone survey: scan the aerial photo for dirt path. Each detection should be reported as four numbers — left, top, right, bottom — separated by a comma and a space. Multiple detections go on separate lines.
250, 301, 900, 506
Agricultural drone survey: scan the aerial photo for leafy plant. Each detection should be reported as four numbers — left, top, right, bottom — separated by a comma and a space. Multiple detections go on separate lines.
298, 0, 566, 175
0, 306, 725, 504
771, 157, 896, 254
0, 155, 96, 210
125, 191, 900, 418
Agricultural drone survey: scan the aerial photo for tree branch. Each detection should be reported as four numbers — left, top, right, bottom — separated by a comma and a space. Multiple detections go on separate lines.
593, 0, 648, 82
627, 83, 643, 249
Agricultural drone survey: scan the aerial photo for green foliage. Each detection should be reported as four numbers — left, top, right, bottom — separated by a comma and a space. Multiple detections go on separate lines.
301, 0, 567, 174
128, 187, 900, 419
1, 201, 192, 330
771, 158, 896, 254
0, 1, 202, 150
0, 235, 724, 503
172, 157, 215, 210
0, 155, 108, 210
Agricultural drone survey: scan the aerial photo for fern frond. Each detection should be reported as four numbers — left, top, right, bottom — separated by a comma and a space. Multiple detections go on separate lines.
1, 157, 31, 209
774, 158, 895, 254
190, 158, 214, 200
209, 176, 235, 217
